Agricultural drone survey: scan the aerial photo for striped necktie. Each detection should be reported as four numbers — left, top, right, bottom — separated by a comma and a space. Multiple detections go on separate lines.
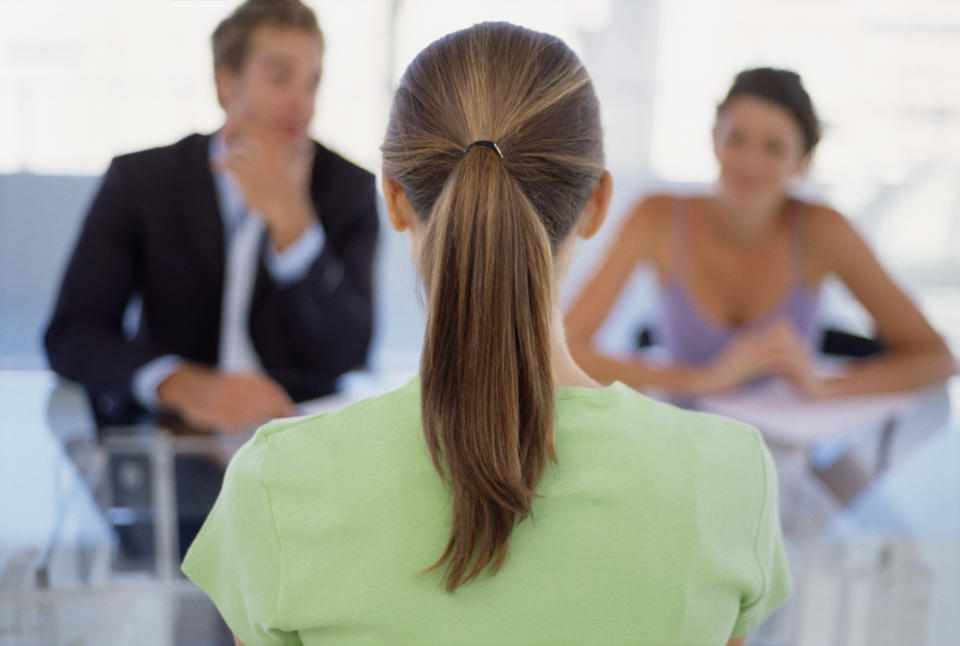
218, 212, 265, 372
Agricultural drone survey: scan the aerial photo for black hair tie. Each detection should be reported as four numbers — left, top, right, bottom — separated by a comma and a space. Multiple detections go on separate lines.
463, 140, 504, 160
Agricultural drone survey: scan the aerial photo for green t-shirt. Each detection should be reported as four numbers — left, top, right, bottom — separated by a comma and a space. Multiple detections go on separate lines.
182, 378, 790, 646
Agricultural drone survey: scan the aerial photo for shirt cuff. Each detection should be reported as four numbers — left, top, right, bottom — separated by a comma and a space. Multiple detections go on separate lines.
133, 355, 184, 411
264, 222, 324, 286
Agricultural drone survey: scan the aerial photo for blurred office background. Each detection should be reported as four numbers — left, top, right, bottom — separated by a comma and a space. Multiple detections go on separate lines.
1, 0, 958, 644
2, 0, 959, 369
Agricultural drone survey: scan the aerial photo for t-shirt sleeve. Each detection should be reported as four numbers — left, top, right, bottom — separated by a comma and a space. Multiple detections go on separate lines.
731, 432, 793, 638
182, 435, 300, 646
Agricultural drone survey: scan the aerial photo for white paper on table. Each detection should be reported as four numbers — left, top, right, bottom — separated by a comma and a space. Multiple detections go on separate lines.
696, 379, 914, 446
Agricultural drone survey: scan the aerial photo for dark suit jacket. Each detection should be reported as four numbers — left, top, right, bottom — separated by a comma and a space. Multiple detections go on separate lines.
45, 133, 378, 425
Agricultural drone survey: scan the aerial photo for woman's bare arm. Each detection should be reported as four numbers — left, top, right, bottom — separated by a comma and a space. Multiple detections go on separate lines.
811, 207, 956, 396
565, 196, 731, 394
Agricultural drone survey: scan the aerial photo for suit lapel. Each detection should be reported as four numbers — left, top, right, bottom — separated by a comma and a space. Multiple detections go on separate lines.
178, 134, 226, 308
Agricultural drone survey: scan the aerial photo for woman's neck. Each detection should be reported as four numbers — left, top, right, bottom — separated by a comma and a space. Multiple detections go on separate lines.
549, 304, 602, 389
711, 194, 789, 244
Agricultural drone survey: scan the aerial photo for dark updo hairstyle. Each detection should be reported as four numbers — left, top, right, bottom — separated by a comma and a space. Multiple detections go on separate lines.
717, 67, 821, 155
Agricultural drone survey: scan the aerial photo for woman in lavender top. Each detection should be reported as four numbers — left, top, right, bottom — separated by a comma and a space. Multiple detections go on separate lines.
566, 68, 955, 399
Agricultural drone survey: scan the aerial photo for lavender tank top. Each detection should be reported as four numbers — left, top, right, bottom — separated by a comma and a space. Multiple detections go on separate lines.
657, 198, 820, 365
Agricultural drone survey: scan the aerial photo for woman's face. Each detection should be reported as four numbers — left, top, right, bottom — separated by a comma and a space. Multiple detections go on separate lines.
712, 95, 808, 212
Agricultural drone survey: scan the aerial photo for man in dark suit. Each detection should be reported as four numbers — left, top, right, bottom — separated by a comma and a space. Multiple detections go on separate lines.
45, 0, 378, 431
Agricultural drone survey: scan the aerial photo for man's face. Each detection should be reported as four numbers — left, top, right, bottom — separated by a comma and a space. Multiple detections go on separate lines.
216, 25, 323, 141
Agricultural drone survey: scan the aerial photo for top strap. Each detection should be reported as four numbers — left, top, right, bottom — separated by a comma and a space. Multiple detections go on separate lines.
786, 200, 806, 280
668, 196, 690, 282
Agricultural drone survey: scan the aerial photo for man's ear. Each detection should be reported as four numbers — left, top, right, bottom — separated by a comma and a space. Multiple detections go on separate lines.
214, 66, 236, 112
577, 170, 613, 240
381, 174, 417, 232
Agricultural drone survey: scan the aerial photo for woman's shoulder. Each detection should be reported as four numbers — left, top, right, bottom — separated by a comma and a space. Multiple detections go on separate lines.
636, 395, 771, 496
623, 192, 675, 230
246, 377, 422, 462
619, 192, 698, 260
645, 392, 764, 456
625, 192, 719, 231
794, 200, 863, 259
558, 386, 772, 515
216, 379, 428, 519
565, 383, 764, 459
796, 199, 846, 228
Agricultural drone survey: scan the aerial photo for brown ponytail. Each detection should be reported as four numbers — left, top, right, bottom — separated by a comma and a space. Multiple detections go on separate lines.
381, 22, 604, 591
